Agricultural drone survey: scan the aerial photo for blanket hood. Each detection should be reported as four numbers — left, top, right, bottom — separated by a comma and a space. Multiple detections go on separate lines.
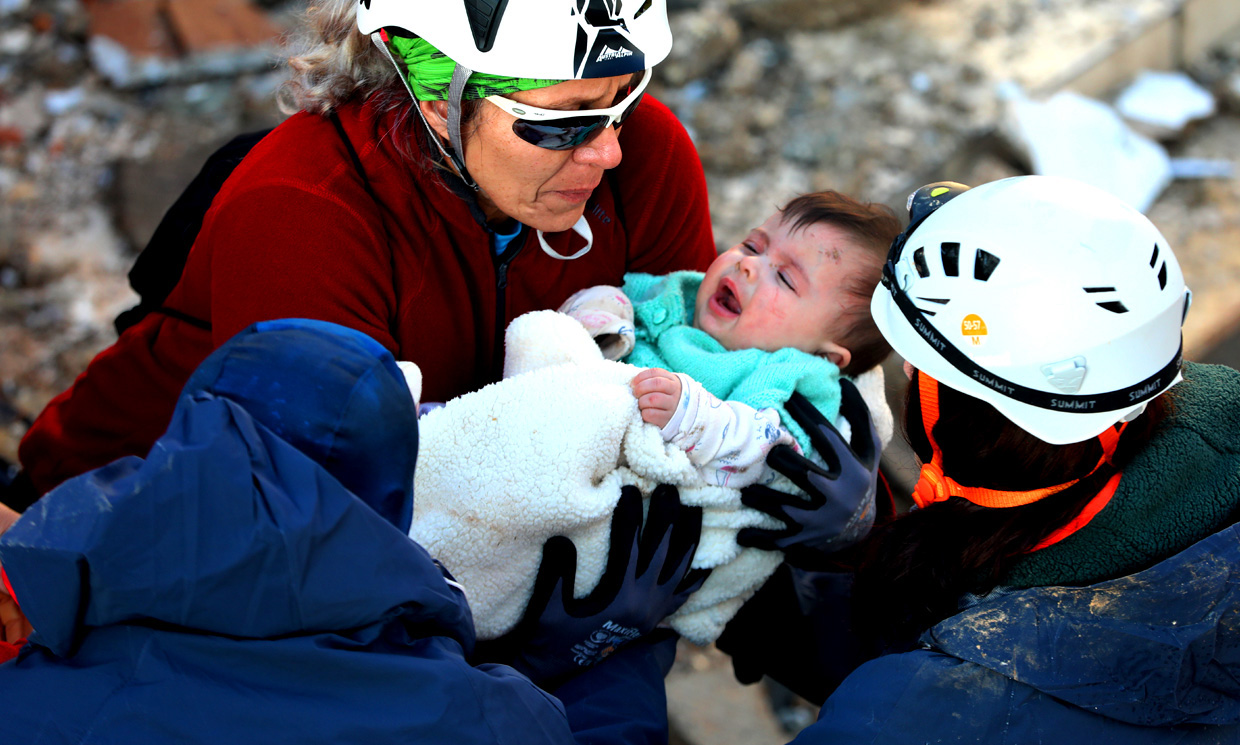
0, 320, 472, 657
925, 522, 1240, 727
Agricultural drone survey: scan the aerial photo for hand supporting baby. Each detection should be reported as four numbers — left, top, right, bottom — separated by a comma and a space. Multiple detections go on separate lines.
630, 368, 682, 429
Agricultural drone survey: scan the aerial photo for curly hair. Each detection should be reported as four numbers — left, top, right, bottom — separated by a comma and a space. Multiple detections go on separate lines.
276, 0, 408, 116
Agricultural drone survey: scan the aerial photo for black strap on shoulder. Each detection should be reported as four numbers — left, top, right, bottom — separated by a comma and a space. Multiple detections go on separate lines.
117, 113, 387, 337
115, 128, 272, 334
329, 110, 381, 205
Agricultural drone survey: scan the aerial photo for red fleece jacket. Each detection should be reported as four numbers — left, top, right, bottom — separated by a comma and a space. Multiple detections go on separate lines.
20, 94, 715, 495
0, 567, 22, 663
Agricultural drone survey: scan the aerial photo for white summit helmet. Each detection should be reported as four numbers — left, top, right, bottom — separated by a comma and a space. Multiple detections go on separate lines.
872, 175, 1191, 445
357, 0, 671, 80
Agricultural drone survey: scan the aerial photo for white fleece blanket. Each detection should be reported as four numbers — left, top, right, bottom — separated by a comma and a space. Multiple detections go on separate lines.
411, 310, 891, 644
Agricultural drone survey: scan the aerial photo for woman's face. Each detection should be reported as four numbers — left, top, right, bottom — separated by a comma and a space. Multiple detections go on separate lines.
422, 75, 631, 232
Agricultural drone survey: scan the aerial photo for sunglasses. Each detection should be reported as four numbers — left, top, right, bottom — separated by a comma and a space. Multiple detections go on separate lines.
485, 70, 650, 151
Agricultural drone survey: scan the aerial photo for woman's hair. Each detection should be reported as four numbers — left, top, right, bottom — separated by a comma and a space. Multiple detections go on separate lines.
277, 0, 406, 116
779, 191, 903, 376
275, 1, 483, 168
851, 371, 1173, 651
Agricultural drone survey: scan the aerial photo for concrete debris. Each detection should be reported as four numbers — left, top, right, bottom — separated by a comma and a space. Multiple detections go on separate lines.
85, 0, 283, 88
1000, 87, 1172, 212
1222, 73, 1240, 113
729, 0, 905, 34
3, 1, 1240, 742
661, 3, 743, 87
1116, 70, 1217, 140
1169, 158, 1235, 179
43, 86, 85, 116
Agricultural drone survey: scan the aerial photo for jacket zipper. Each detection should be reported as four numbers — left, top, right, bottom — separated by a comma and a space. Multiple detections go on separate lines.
491, 233, 523, 382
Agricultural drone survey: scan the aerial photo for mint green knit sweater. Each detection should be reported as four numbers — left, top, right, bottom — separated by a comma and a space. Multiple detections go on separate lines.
621, 271, 842, 454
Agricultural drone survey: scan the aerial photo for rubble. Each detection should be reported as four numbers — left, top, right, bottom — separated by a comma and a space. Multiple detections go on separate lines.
999, 87, 1173, 212
1116, 69, 1217, 139
86, 0, 283, 88
2, 1, 1240, 743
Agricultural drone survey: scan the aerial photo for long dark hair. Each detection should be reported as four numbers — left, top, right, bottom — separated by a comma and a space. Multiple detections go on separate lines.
851, 370, 1173, 651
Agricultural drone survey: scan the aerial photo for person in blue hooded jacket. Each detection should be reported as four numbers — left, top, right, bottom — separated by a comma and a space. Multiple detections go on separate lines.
0, 317, 704, 745
752, 177, 1240, 744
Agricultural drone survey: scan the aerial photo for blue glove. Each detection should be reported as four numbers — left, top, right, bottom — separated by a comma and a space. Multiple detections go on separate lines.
476, 484, 708, 688
737, 380, 882, 567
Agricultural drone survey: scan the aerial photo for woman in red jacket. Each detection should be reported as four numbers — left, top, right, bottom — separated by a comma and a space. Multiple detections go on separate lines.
10, 0, 717, 503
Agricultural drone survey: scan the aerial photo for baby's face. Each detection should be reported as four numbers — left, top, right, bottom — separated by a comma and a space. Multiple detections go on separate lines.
695, 211, 868, 359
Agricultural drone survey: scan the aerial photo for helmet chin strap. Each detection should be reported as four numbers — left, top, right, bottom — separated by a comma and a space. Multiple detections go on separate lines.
370, 31, 594, 254
537, 215, 594, 260
445, 63, 479, 191
371, 32, 479, 191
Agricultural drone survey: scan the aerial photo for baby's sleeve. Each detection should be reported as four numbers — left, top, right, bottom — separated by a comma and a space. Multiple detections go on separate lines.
557, 285, 636, 360
660, 373, 797, 488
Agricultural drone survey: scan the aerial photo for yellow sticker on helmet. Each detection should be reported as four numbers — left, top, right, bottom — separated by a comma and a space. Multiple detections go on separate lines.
962, 314, 987, 346
930, 187, 951, 197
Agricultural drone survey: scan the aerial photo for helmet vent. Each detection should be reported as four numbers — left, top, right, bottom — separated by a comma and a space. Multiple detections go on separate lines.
464, 0, 511, 53
974, 249, 1000, 281
1150, 244, 1160, 268
913, 297, 948, 316
1096, 301, 1129, 314
1157, 263, 1168, 290
913, 247, 930, 278
941, 242, 960, 277
634, 0, 653, 19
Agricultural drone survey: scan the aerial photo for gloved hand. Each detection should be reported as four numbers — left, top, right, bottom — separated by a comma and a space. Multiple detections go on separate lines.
475, 484, 708, 689
737, 380, 882, 567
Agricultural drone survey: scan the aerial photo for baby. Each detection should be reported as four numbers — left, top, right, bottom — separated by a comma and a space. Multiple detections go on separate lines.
561, 190, 901, 492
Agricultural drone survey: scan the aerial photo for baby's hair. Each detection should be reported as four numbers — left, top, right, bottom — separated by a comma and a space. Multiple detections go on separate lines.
779, 191, 903, 376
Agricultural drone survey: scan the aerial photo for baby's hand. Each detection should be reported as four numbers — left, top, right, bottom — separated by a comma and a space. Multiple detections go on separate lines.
631, 368, 682, 429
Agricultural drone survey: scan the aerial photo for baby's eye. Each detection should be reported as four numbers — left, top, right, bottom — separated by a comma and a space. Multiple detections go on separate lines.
778, 271, 795, 291
741, 241, 759, 254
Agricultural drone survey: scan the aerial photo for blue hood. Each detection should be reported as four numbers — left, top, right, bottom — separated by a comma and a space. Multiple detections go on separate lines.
0, 319, 472, 657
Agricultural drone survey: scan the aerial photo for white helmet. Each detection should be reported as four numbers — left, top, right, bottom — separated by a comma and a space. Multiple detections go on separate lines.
872, 175, 1191, 445
357, 0, 671, 80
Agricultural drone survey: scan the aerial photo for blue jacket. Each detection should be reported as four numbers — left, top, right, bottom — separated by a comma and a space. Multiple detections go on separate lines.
0, 319, 673, 745
798, 521, 1240, 743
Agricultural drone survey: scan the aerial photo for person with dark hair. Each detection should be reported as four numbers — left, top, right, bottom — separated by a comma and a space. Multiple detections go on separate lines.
0, 319, 706, 743
727, 176, 1240, 743
557, 191, 900, 553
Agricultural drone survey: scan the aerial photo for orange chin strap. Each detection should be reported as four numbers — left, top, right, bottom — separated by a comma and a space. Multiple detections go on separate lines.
911, 372, 1126, 512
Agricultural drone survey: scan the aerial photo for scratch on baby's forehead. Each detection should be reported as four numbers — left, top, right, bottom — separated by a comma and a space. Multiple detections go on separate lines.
816, 243, 843, 263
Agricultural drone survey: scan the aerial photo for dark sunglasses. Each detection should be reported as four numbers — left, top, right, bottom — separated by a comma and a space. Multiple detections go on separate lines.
485, 70, 650, 151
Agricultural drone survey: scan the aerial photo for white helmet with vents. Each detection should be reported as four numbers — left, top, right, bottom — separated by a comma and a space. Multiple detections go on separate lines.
357, 0, 670, 80
871, 175, 1191, 445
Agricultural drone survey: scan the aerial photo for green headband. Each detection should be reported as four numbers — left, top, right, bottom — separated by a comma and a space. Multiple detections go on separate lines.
387, 35, 562, 101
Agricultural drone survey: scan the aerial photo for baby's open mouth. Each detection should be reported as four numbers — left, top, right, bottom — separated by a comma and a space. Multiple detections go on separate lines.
713, 283, 741, 315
